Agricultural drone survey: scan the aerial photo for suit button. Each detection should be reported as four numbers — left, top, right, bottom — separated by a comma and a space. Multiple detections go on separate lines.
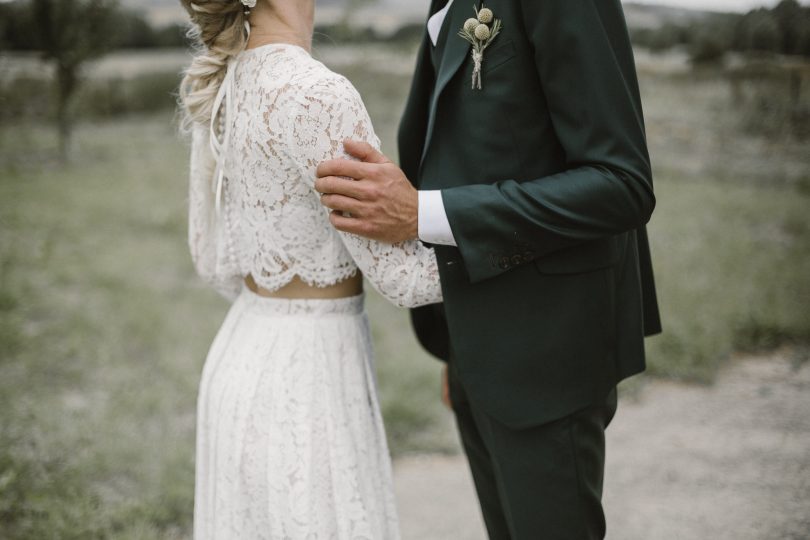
499, 256, 510, 269
511, 254, 522, 265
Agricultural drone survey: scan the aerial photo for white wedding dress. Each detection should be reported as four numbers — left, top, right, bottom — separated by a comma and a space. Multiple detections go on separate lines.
186, 43, 443, 539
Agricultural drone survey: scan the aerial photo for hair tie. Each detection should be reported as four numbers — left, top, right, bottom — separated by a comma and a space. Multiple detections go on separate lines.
240, 0, 256, 16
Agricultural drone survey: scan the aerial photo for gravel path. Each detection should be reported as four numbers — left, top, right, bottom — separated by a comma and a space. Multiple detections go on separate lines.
393, 352, 810, 540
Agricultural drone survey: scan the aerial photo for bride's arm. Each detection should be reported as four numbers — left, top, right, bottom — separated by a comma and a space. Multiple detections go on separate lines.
187, 123, 242, 301
288, 74, 443, 309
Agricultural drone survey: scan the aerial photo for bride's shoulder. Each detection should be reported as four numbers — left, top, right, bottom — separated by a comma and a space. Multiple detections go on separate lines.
244, 46, 370, 123
288, 57, 366, 109
243, 45, 365, 107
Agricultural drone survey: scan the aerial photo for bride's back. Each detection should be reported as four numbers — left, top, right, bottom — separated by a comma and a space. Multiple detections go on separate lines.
189, 43, 381, 300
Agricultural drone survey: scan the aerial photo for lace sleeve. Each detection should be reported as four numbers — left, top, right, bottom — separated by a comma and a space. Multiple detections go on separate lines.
288, 74, 443, 308
188, 123, 242, 302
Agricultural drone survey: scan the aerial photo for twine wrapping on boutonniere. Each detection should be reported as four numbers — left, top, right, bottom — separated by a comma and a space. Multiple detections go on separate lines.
458, 4, 502, 90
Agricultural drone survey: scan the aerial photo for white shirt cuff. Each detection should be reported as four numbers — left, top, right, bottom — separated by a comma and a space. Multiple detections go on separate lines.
418, 190, 457, 246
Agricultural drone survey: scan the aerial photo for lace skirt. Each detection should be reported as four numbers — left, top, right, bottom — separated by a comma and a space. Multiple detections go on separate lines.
193, 282, 400, 539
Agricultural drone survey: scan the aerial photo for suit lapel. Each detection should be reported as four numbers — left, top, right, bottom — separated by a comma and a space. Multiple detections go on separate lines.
397, 3, 441, 186
419, 0, 473, 170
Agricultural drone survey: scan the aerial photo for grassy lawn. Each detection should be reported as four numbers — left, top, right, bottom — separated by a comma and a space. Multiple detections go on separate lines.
637, 68, 810, 381
0, 50, 808, 537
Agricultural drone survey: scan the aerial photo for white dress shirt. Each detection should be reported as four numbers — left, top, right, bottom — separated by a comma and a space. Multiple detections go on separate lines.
417, 0, 458, 246
427, 0, 454, 46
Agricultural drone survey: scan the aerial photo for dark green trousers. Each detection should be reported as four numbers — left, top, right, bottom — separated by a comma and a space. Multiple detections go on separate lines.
447, 361, 618, 540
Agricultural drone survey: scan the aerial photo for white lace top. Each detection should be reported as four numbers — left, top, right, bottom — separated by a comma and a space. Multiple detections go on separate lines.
187, 43, 442, 308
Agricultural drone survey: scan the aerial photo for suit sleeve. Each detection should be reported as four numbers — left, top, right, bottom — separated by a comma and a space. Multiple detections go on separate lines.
440, 0, 655, 284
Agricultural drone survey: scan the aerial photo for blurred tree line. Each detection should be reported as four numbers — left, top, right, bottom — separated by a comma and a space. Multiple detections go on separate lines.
0, 0, 187, 160
0, 0, 416, 51
0, 0, 187, 51
0, 0, 421, 51
631, 0, 810, 63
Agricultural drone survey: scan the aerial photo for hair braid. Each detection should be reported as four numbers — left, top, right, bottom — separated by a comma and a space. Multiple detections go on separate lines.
178, 0, 249, 129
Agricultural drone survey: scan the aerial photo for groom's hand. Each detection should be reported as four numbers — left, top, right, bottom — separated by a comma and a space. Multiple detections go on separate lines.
315, 140, 418, 244
441, 365, 452, 411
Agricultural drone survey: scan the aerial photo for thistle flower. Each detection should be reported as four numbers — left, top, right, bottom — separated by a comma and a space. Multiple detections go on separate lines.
477, 8, 494, 24
457, 4, 503, 89
464, 18, 479, 33
474, 24, 491, 41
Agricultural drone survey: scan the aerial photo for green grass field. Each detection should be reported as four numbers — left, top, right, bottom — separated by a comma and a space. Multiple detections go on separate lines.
0, 49, 808, 538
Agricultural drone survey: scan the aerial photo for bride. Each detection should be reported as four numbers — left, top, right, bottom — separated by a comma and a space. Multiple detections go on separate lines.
177, 0, 442, 538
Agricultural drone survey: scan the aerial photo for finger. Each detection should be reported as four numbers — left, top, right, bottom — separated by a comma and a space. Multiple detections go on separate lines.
316, 158, 376, 180
314, 176, 367, 199
343, 139, 390, 165
329, 210, 372, 237
320, 193, 366, 216
442, 385, 452, 410
441, 367, 452, 410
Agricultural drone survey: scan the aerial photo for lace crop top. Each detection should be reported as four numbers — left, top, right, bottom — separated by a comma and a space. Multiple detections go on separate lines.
187, 43, 442, 308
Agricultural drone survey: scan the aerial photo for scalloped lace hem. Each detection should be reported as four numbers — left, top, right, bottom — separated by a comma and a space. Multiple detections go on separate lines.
247, 266, 361, 293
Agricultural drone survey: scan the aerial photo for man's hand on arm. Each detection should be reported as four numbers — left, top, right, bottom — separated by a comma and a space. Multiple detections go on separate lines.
441, 365, 452, 410
315, 140, 418, 244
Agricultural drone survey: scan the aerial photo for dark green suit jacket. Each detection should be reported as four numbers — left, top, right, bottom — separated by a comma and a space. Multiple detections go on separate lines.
398, 0, 662, 428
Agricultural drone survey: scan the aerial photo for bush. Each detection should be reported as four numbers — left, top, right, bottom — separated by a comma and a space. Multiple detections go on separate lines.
734, 70, 810, 140
631, 23, 688, 53
313, 24, 380, 45
628, 2, 810, 59
0, 1, 36, 51
154, 23, 190, 49
0, 71, 181, 122
0, 75, 53, 122
689, 29, 730, 64
738, 9, 781, 53
75, 72, 181, 118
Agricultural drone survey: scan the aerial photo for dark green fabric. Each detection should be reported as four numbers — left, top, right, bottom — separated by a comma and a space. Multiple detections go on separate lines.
399, 0, 662, 428
448, 361, 617, 539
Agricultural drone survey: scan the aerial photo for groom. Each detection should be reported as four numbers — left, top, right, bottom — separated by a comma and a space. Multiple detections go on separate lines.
316, 0, 662, 537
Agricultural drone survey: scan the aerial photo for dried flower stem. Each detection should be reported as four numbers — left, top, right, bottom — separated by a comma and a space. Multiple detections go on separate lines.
458, 5, 502, 89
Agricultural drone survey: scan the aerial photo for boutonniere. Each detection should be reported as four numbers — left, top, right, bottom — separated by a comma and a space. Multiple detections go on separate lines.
458, 4, 503, 90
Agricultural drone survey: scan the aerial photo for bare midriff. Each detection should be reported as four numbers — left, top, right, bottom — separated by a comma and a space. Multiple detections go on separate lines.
244, 273, 363, 299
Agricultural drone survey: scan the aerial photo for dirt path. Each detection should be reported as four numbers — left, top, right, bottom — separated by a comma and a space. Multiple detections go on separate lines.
393, 353, 810, 540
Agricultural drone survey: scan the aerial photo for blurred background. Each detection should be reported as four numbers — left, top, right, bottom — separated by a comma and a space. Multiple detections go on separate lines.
0, 0, 808, 538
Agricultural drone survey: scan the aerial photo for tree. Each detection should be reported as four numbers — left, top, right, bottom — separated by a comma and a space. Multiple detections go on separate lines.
649, 23, 687, 52
689, 30, 727, 64
745, 9, 781, 53
31, 0, 118, 161
114, 10, 157, 49
154, 23, 189, 49
772, 0, 803, 54
0, 1, 37, 50
798, 18, 810, 56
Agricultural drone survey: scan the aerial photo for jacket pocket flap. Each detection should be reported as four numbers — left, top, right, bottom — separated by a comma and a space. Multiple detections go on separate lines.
534, 237, 619, 274
482, 39, 516, 73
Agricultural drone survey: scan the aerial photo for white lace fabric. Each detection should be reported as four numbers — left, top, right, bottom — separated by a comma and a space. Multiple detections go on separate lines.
193, 284, 401, 539
187, 43, 442, 309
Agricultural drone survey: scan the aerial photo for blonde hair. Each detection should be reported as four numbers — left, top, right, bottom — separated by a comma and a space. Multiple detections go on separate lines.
178, 0, 250, 129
